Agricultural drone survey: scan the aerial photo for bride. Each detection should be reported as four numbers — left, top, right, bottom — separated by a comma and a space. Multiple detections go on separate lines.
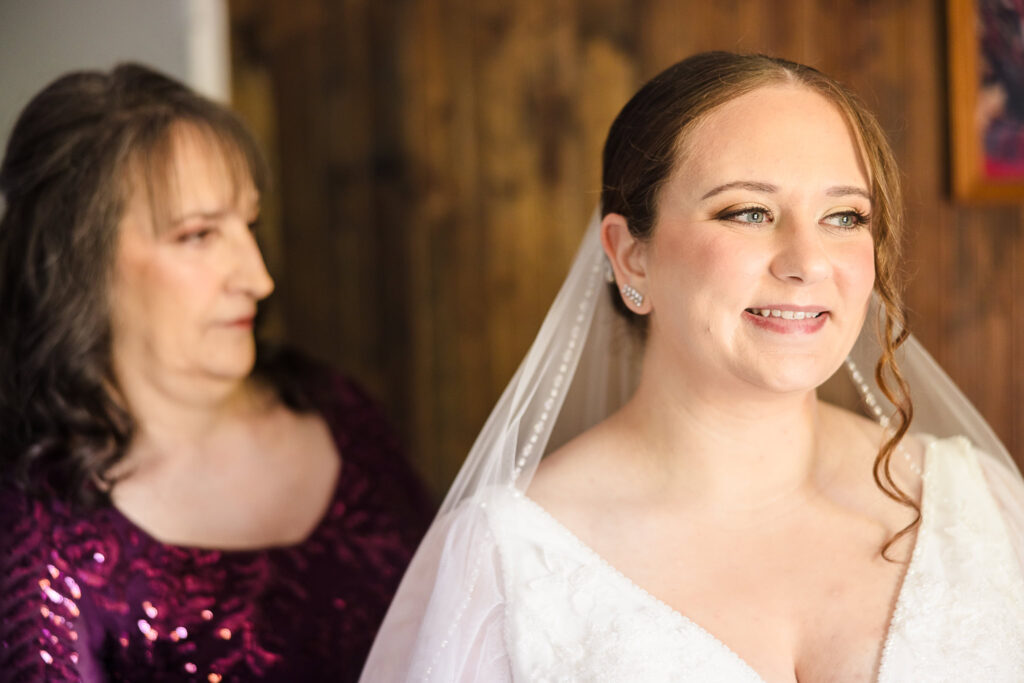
362, 52, 1024, 682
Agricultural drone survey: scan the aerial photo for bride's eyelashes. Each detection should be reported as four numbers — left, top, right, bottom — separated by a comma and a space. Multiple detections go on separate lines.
716, 205, 773, 224
822, 209, 871, 230
714, 205, 872, 230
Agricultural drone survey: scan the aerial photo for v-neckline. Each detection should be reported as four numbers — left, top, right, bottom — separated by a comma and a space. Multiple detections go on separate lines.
510, 440, 933, 683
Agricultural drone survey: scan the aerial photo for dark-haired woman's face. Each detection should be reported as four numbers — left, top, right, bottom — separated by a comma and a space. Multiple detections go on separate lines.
108, 129, 274, 397
639, 85, 875, 396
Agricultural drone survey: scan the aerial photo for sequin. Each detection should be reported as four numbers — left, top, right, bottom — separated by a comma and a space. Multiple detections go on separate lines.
0, 371, 430, 681
40, 650, 53, 664
208, 674, 222, 683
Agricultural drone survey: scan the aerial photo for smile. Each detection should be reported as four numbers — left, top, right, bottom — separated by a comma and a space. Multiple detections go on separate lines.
744, 308, 824, 320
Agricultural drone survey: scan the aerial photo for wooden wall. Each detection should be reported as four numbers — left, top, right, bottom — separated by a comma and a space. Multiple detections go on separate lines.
230, 0, 1024, 498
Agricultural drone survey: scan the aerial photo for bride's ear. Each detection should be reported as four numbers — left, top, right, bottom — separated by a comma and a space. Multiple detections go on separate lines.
601, 212, 652, 314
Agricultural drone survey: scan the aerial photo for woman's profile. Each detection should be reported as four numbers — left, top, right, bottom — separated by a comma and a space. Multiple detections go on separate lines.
362, 52, 1024, 681
0, 63, 429, 681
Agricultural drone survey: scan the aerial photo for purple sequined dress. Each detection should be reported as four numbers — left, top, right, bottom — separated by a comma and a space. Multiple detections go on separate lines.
0, 372, 431, 682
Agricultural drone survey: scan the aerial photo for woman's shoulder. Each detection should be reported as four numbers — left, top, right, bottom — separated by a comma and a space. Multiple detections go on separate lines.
527, 418, 632, 523
257, 346, 397, 446
256, 345, 370, 410
817, 400, 927, 488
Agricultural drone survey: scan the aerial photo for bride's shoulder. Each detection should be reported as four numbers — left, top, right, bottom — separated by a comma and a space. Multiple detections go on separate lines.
817, 400, 926, 484
527, 418, 633, 518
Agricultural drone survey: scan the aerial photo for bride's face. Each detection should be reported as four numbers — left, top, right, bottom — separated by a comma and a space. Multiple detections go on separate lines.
641, 84, 875, 395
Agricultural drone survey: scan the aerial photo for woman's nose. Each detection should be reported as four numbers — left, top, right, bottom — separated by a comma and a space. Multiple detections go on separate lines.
229, 224, 275, 299
768, 220, 831, 285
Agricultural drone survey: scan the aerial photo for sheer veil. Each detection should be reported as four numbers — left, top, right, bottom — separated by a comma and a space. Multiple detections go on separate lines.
361, 209, 1024, 682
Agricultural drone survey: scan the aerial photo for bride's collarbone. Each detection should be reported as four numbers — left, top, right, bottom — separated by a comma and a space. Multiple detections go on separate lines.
527, 469, 914, 683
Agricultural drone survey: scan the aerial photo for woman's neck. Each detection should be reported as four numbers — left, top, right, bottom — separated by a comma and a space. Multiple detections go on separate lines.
618, 356, 832, 515
115, 369, 270, 461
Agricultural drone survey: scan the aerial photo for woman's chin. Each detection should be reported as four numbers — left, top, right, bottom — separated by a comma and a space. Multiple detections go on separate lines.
737, 360, 839, 397
200, 346, 257, 383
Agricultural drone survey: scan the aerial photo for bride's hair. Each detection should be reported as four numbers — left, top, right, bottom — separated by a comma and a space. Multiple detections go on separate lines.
600, 51, 916, 554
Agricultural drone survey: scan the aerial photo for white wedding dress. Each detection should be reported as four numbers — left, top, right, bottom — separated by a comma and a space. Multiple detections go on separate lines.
361, 215, 1024, 683
394, 436, 1024, 683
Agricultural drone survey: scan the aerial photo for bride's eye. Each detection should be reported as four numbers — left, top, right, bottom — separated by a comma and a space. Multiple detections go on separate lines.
718, 206, 773, 224
823, 210, 870, 230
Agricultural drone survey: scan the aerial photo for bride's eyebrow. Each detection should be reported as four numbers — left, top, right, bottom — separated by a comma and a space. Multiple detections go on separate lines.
700, 180, 777, 199
699, 181, 872, 202
825, 185, 872, 201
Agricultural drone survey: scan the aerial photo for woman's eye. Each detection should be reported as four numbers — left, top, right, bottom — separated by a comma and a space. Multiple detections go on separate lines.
721, 207, 772, 224
823, 211, 869, 229
177, 228, 215, 244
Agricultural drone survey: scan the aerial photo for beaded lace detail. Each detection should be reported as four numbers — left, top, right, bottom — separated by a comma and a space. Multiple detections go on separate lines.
479, 437, 1024, 682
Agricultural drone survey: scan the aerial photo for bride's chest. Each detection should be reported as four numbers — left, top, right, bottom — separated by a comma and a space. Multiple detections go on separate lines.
488, 483, 1024, 682
497, 549, 891, 683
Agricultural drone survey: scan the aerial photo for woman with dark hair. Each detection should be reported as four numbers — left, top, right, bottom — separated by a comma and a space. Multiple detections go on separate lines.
362, 52, 1024, 681
0, 64, 429, 681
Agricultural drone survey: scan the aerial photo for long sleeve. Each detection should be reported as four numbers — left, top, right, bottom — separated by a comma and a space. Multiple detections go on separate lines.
360, 497, 512, 682
977, 450, 1024, 571
0, 486, 86, 682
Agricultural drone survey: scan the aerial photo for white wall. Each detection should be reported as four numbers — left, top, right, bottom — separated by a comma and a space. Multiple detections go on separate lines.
0, 0, 228, 155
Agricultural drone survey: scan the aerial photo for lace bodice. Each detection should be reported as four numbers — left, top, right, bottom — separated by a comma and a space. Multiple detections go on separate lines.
477, 436, 1024, 682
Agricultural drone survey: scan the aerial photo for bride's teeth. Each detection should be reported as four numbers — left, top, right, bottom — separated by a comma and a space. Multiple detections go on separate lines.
752, 308, 824, 320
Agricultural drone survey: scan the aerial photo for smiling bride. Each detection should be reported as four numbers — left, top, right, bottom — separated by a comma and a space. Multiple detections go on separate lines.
362, 52, 1024, 682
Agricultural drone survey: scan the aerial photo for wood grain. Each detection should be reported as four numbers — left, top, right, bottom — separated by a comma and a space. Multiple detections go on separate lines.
231, 0, 1024, 499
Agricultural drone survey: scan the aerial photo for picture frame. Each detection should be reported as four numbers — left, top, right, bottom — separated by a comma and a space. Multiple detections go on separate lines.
948, 0, 1024, 202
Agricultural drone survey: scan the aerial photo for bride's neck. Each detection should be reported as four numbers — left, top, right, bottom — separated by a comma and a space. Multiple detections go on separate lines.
620, 363, 827, 512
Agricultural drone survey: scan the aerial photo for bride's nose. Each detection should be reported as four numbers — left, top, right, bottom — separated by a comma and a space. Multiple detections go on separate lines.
768, 220, 831, 285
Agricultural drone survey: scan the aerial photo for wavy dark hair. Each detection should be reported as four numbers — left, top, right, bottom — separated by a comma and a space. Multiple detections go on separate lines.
601, 52, 915, 558
0, 63, 308, 509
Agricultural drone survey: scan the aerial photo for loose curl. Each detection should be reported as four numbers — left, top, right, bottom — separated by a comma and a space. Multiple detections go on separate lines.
600, 52, 916, 557
0, 64, 287, 509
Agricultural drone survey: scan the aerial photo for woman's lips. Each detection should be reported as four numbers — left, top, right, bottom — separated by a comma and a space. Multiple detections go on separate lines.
743, 307, 829, 334
224, 316, 255, 329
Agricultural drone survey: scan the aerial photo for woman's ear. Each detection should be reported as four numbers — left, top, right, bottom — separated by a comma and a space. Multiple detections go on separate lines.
600, 212, 651, 314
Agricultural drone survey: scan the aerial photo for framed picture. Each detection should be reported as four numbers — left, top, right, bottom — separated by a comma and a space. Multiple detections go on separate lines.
948, 0, 1024, 202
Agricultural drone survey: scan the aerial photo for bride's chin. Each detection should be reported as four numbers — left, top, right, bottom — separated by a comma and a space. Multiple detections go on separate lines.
734, 361, 837, 397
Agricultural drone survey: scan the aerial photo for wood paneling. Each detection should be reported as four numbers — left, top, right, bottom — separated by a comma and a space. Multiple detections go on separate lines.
231, 0, 1024, 499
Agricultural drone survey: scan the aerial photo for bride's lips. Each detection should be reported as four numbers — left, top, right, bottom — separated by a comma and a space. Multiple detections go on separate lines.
742, 305, 829, 334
